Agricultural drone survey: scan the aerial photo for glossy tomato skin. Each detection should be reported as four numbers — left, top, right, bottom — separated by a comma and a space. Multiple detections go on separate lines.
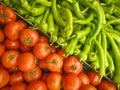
23, 66, 42, 83
1, 50, 20, 69
33, 42, 51, 60
39, 60, 47, 69
0, 29, 5, 43
46, 72, 62, 90
0, 44, 5, 58
80, 85, 97, 90
0, 6, 16, 24
0, 69, 10, 88
50, 44, 57, 53
19, 43, 32, 52
4, 39, 20, 50
27, 81, 47, 90
39, 35, 48, 43
87, 70, 101, 86
9, 71, 24, 85
98, 79, 117, 90
19, 28, 39, 47
4, 21, 25, 40
78, 72, 90, 85
63, 55, 83, 75
57, 49, 66, 60
0, 86, 10, 90
10, 82, 27, 90
45, 53, 63, 72
17, 52, 36, 72
62, 73, 81, 90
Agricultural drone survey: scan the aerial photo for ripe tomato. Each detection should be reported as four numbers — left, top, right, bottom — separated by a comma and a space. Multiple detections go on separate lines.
40, 73, 48, 83
87, 70, 101, 86
19, 28, 39, 47
17, 52, 36, 72
63, 55, 83, 75
62, 73, 81, 90
4, 39, 20, 50
0, 44, 5, 58
0, 69, 10, 88
4, 21, 25, 40
1, 50, 20, 69
27, 81, 47, 90
46, 72, 62, 90
45, 53, 63, 72
78, 72, 90, 85
57, 49, 66, 60
0, 6, 16, 24
7, 66, 19, 74
19, 43, 32, 52
39, 60, 47, 69
50, 44, 57, 53
39, 35, 48, 43
0, 29, 5, 42
98, 79, 117, 90
9, 71, 24, 85
80, 85, 97, 90
10, 82, 27, 90
33, 42, 51, 60
23, 66, 42, 83
0, 86, 10, 90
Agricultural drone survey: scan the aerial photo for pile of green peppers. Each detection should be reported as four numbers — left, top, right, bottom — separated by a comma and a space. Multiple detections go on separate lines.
2, 0, 120, 89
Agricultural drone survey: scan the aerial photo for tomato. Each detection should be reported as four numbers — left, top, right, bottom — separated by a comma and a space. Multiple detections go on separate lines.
0, 69, 10, 88
39, 35, 48, 43
98, 79, 117, 90
19, 43, 32, 52
4, 21, 25, 40
0, 86, 10, 90
45, 53, 63, 72
62, 73, 81, 90
9, 72, 24, 85
4, 39, 20, 50
19, 28, 39, 47
10, 82, 27, 90
7, 66, 19, 74
39, 60, 47, 69
0, 44, 5, 58
57, 49, 66, 60
33, 42, 51, 60
0, 6, 16, 24
78, 72, 90, 85
23, 66, 42, 83
17, 52, 36, 72
40, 73, 48, 83
50, 44, 57, 53
80, 85, 97, 90
63, 55, 83, 75
46, 72, 62, 90
87, 70, 101, 86
0, 29, 5, 43
1, 50, 20, 69
27, 81, 47, 90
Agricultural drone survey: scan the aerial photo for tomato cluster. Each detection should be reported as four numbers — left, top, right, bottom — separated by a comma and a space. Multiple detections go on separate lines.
0, 4, 117, 90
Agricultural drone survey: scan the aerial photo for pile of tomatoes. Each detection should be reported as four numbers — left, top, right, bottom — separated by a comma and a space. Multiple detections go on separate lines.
0, 4, 117, 90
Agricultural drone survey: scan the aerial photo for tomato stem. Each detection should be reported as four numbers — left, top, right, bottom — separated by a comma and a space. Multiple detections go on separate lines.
1, 13, 6, 19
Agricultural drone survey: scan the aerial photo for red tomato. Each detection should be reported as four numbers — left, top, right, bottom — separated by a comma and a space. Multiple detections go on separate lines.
23, 66, 42, 83
39, 60, 47, 69
57, 49, 66, 60
80, 85, 97, 90
27, 81, 47, 90
19, 43, 32, 52
0, 29, 5, 42
40, 73, 48, 83
45, 53, 63, 72
0, 6, 16, 24
7, 66, 19, 74
62, 73, 81, 90
1, 50, 20, 69
0, 69, 10, 88
9, 72, 24, 85
10, 82, 27, 90
19, 28, 39, 47
87, 70, 101, 86
98, 79, 117, 90
39, 35, 48, 43
33, 42, 51, 60
17, 52, 36, 72
78, 72, 90, 85
0, 44, 5, 58
4, 39, 20, 50
4, 21, 25, 40
0, 86, 10, 90
50, 44, 57, 53
63, 55, 83, 75
46, 72, 62, 90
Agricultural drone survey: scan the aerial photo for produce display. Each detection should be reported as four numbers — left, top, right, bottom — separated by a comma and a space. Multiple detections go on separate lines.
0, 0, 120, 89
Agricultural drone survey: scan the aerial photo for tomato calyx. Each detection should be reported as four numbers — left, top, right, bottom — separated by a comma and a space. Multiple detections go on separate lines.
71, 65, 77, 71
24, 37, 31, 44
29, 70, 36, 76
8, 54, 14, 60
1, 13, 6, 19
51, 59, 57, 64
